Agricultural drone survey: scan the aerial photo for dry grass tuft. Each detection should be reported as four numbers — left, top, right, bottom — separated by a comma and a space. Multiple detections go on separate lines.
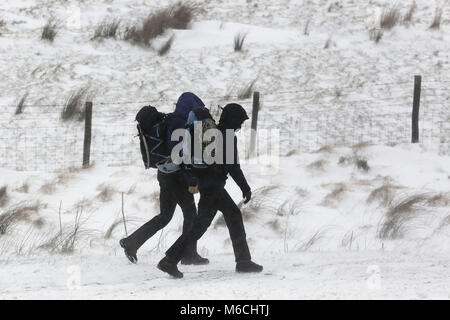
367, 184, 403, 207
15, 92, 29, 115
369, 28, 383, 43
41, 18, 58, 42
234, 32, 247, 52
313, 145, 333, 154
92, 18, 121, 40
124, 2, 198, 46
321, 183, 347, 207
429, 8, 443, 30
61, 87, 90, 121
96, 184, 115, 202
157, 35, 175, 56
237, 78, 257, 99
378, 193, 431, 239
307, 159, 326, 171
0, 186, 8, 207
296, 228, 328, 251
0, 201, 41, 235
16, 183, 29, 193
380, 5, 401, 30
403, 1, 417, 25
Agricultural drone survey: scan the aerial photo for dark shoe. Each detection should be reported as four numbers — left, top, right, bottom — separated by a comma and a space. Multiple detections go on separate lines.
236, 260, 263, 273
157, 257, 183, 278
119, 239, 137, 264
181, 253, 210, 265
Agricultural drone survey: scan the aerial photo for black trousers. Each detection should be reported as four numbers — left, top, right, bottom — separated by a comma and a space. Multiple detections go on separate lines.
124, 170, 197, 257
165, 179, 252, 263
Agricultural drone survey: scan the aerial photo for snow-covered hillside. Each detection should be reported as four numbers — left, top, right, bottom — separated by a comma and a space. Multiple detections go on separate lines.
0, 0, 449, 299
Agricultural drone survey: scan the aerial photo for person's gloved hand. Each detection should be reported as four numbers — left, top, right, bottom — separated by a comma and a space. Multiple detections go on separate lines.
188, 185, 199, 194
243, 190, 252, 204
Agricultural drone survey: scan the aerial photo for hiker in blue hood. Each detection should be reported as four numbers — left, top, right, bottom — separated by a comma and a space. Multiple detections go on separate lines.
120, 92, 208, 266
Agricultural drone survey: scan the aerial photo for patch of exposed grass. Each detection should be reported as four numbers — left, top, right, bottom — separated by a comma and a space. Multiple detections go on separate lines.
157, 35, 174, 56
96, 184, 115, 202
307, 159, 326, 171
0, 201, 41, 235
15, 92, 28, 115
124, 2, 198, 46
0, 186, 8, 207
321, 183, 347, 207
403, 1, 416, 25
378, 193, 430, 239
61, 87, 90, 122
369, 28, 383, 43
41, 18, 58, 42
367, 184, 403, 207
234, 32, 247, 52
429, 7, 443, 30
380, 5, 401, 30
92, 18, 121, 40
237, 78, 257, 99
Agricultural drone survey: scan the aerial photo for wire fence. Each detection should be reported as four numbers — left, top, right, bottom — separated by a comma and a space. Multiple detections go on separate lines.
0, 78, 449, 171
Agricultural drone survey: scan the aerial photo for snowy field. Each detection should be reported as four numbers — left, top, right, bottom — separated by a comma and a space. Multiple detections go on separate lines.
1, 0, 450, 299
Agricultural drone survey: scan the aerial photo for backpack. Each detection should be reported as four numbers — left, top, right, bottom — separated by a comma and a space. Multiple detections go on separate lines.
184, 106, 218, 173
135, 106, 169, 169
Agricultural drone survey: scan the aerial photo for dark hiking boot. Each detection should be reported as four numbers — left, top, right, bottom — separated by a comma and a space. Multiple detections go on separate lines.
157, 257, 183, 279
181, 253, 210, 265
119, 238, 137, 264
236, 260, 263, 273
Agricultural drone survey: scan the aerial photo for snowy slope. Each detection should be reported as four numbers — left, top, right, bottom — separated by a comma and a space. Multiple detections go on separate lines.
0, 0, 450, 299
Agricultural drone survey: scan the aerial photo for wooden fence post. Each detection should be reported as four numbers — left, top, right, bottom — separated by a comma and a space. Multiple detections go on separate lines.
412, 75, 421, 143
249, 91, 260, 157
83, 101, 93, 168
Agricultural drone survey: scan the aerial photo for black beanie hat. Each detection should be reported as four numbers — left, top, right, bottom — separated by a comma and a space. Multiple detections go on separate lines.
219, 103, 249, 129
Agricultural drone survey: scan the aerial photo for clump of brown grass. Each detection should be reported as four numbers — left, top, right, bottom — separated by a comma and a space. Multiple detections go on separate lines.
15, 92, 29, 115
313, 145, 333, 154
367, 184, 403, 207
296, 228, 328, 251
403, 1, 417, 25
429, 8, 443, 30
234, 32, 247, 52
307, 159, 326, 171
124, 2, 198, 46
96, 184, 115, 202
369, 28, 384, 43
0, 201, 41, 235
16, 183, 29, 193
380, 5, 401, 30
0, 186, 8, 207
157, 35, 174, 56
378, 193, 431, 239
92, 18, 121, 40
237, 78, 257, 99
61, 87, 90, 121
41, 18, 58, 42
321, 183, 347, 207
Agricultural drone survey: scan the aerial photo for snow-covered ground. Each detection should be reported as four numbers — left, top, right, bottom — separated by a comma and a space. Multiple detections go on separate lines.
1, 144, 449, 299
1, 0, 449, 299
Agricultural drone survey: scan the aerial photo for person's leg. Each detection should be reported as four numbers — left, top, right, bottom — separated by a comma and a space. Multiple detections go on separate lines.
165, 184, 219, 263
120, 172, 177, 262
170, 174, 209, 264
217, 190, 251, 263
216, 189, 263, 273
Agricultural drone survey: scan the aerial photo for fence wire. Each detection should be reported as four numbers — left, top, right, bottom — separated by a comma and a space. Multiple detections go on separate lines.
0, 81, 449, 172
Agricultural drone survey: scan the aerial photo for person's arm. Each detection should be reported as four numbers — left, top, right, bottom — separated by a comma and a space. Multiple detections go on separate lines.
227, 136, 251, 202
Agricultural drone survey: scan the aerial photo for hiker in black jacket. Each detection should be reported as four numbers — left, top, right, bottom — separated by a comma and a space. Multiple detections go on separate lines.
119, 92, 208, 265
157, 103, 263, 278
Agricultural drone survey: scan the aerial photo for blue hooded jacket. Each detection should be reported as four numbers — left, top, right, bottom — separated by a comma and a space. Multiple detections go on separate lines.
167, 92, 205, 151
165, 92, 205, 185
